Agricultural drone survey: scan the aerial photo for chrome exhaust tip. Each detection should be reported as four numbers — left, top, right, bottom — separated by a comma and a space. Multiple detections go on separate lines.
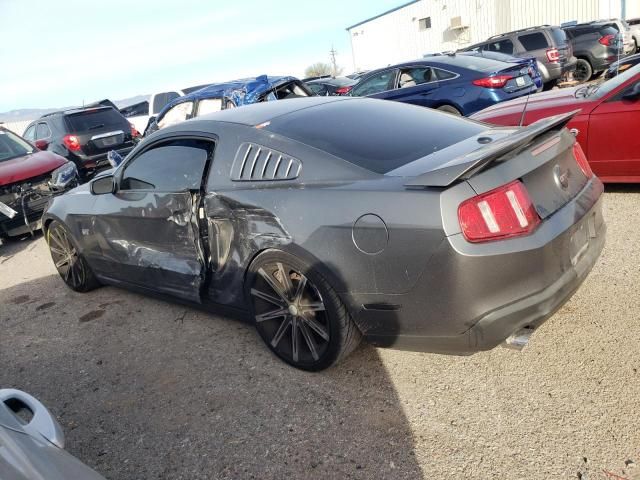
503, 328, 534, 351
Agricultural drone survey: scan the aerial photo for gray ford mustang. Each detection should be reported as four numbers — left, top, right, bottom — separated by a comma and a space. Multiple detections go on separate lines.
42, 97, 605, 371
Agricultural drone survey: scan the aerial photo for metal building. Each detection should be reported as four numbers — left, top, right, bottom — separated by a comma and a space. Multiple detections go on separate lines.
347, 0, 640, 71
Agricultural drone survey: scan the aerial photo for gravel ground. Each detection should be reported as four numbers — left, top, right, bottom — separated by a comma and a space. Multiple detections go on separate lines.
1, 185, 639, 480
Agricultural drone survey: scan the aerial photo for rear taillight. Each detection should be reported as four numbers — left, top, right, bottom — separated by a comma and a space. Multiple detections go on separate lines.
62, 134, 81, 152
573, 142, 593, 178
599, 34, 615, 46
335, 86, 353, 95
130, 123, 140, 137
546, 48, 560, 62
472, 75, 513, 88
458, 180, 541, 243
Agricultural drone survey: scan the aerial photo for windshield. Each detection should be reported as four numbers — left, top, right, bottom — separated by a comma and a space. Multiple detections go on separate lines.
581, 63, 640, 98
0, 129, 34, 162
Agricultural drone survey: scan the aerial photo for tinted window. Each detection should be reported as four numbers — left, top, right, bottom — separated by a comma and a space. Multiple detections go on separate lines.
36, 122, 51, 139
0, 129, 34, 162
23, 125, 35, 141
120, 139, 211, 191
265, 99, 484, 174
65, 108, 126, 133
549, 28, 567, 45
399, 67, 436, 87
308, 83, 326, 95
152, 92, 181, 114
519, 32, 549, 50
435, 68, 457, 80
351, 70, 396, 96
120, 102, 149, 117
485, 39, 514, 54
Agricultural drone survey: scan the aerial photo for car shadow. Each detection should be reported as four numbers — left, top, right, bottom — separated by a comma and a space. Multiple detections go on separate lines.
0, 273, 424, 480
0, 231, 44, 264
604, 183, 640, 193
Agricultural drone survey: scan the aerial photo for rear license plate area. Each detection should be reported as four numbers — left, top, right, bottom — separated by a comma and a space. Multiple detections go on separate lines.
101, 136, 118, 146
516, 76, 526, 87
570, 212, 597, 266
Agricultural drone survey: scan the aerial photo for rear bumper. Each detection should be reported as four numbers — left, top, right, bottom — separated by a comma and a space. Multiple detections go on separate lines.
74, 146, 134, 171
357, 179, 605, 354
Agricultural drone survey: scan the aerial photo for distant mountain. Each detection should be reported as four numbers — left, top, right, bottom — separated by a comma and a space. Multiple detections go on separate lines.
0, 94, 150, 122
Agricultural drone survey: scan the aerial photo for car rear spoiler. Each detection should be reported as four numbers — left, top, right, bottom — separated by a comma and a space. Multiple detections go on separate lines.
405, 110, 581, 188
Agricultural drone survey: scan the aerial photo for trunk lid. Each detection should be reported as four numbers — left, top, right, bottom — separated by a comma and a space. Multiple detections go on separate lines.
64, 107, 134, 156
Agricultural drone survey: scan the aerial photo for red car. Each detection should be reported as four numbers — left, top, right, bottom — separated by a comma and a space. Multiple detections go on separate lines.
0, 127, 78, 239
471, 64, 640, 182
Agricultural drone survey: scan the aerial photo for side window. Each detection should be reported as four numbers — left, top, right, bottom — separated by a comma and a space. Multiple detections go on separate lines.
434, 68, 457, 81
23, 125, 36, 141
398, 67, 436, 88
157, 102, 194, 129
152, 91, 181, 115
308, 84, 326, 95
196, 99, 223, 117
120, 139, 212, 191
486, 39, 514, 54
351, 70, 396, 96
36, 122, 51, 139
518, 32, 549, 51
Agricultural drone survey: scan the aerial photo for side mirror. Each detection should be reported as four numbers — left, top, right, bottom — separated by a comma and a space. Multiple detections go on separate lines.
623, 82, 640, 100
90, 174, 115, 195
34, 139, 48, 150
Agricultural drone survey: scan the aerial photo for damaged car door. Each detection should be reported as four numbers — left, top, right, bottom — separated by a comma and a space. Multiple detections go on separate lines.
90, 136, 213, 302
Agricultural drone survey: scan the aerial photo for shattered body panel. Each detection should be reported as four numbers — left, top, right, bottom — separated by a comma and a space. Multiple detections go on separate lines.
43, 97, 605, 355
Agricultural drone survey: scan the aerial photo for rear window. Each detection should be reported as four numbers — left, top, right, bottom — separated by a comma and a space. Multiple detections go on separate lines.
65, 108, 126, 133
447, 55, 517, 73
549, 28, 567, 45
264, 99, 484, 174
518, 32, 549, 50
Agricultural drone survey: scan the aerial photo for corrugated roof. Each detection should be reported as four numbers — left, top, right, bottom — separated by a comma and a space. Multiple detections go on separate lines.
346, 0, 422, 31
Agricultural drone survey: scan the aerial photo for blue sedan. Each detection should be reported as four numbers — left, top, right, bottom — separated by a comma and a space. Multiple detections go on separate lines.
349, 54, 538, 116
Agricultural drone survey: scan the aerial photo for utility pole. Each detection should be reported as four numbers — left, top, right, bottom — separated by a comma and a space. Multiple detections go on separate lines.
329, 46, 338, 77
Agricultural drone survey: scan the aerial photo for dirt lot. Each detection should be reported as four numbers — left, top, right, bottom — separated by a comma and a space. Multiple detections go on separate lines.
1, 185, 639, 480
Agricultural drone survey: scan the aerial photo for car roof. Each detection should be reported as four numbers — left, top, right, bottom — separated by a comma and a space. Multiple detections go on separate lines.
40, 105, 113, 119
183, 75, 297, 100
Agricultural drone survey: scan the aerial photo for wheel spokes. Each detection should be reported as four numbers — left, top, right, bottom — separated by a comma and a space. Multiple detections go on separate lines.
299, 321, 319, 361
276, 262, 293, 299
257, 268, 289, 303
291, 317, 299, 362
293, 275, 307, 303
300, 301, 325, 313
250, 288, 286, 308
255, 307, 288, 323
271, 316, 291, 348
304, 316, 330, 341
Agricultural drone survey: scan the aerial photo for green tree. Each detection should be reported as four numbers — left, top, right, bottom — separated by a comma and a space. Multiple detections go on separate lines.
305, 62, 338, 78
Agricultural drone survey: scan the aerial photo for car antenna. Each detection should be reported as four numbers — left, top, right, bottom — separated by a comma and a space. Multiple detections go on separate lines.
519, 91, 532, 127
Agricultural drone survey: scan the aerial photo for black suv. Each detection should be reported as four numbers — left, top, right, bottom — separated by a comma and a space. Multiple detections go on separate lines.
563, 21, 624, 82
23, 106, 139, 180
463, 25, 576, 90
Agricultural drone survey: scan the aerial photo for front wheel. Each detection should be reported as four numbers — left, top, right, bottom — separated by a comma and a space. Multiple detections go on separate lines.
47, 221, 100, 292
247, 251, 361, 371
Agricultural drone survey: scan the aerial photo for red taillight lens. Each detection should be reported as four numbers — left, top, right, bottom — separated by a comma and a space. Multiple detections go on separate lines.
130, 123, 140, 137
458, 180, 541, 243
573, 142, 593, 178
62, 134, 81, 152
472, 75, 513, 88
546, 48, 560, 62
335, 86, 353, 95
599, 34, 615, 46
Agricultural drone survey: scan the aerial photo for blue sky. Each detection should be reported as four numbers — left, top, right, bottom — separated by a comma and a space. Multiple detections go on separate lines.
0, 0, 402, 112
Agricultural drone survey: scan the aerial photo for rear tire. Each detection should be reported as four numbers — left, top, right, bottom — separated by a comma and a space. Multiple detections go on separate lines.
436, 104, 461, 115
246, 250, 361, 371
47, 221, 100, 292
574, 59, 593, 83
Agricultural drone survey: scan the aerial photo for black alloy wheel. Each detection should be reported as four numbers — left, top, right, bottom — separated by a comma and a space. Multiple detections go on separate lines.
574, 59, 593, 84
47, 221, 99, 292
248, 251, 360, 371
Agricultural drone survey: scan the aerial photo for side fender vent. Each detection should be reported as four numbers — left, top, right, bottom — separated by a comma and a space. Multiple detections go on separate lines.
231, 143, 301, 181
